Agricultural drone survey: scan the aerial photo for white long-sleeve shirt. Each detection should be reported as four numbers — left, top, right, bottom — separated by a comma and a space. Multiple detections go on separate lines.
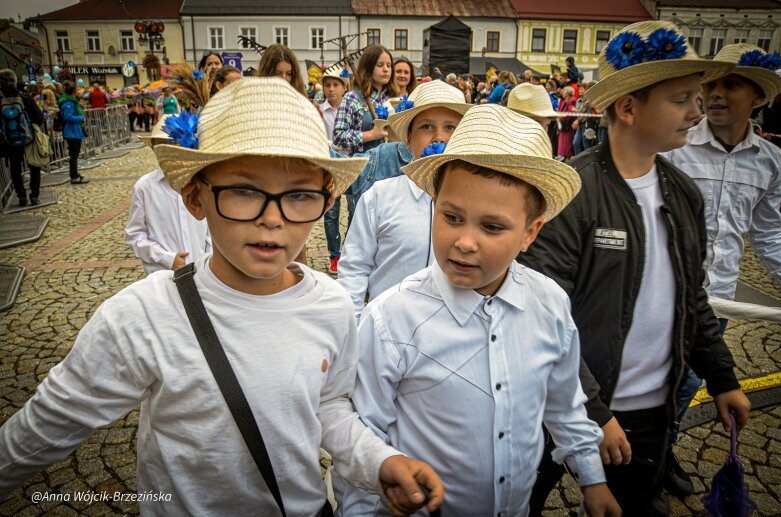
340, 262, 605, 516
0, 255, 399, 515
662, 119, 781, 299
338, 175, 434, 318
124, 169, 211, 274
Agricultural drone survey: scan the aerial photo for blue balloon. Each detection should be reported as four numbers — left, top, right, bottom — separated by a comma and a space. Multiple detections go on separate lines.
43, 73, 51, 80
30, 80, 36, 85
53, 66, 61, 74
77, 79, 84, 87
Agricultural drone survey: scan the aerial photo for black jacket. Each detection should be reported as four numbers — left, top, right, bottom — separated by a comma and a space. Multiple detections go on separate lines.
519, 137, 740, 427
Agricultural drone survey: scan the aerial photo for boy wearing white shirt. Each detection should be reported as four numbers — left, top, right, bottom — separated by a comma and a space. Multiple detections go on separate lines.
0, 78, 444, 516
338, 80, 470, 317
125, 119, 211, 274
339, 105, 620, 516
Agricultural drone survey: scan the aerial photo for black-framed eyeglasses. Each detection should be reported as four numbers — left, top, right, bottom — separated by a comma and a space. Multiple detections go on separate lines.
197, 174, 330, 223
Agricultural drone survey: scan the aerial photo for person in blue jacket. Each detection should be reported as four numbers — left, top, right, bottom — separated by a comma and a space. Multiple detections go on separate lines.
57, 80, 89, 184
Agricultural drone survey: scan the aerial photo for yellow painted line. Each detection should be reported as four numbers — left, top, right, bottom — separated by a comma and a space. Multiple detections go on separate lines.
689, 371, 781, 408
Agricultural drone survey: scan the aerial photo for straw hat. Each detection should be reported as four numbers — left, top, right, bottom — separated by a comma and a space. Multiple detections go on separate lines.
585, 21, 735, 110
507, 83, 564, 119
139, 114, 171, 145
154, 77, 368, 196
712, 44, 781, 106
384, 80, 471, 145
320, 67, 350, 88
401, 105, 581, 222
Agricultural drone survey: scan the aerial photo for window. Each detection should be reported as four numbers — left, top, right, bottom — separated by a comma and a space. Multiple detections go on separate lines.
209, 27, 224, 49
688, 27, 703, 54
86, 30, 101, 52
758, 29, 774, 51
486, 31, 500, 52
152, 39, 164, 52
596, 30, 611, 53
240, 27, 257, 48
274, 27, 289, 46
531, 28, 546, 52
311, 27, 324, 49
563, 30, 578, 53
119, 30, 134, 52
367, 28, 380, 46
54, 30, 70, 52
709, 28, 726, 56
394, 29, 408, 50
734, 29, 750, 44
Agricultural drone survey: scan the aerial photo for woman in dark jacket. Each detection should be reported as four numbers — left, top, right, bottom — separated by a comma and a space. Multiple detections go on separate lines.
0, 69, 45, 206
57, 80, 88, 184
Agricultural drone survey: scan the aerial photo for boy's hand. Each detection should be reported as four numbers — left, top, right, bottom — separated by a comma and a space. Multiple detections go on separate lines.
172, 251, 189, 270
600, 417, 631, 465
581, 483, 622, 516
713, 389, 751, 433
379, 455, 444, 516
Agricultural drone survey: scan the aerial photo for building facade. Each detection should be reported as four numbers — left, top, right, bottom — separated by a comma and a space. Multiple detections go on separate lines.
31, 0, 185, 89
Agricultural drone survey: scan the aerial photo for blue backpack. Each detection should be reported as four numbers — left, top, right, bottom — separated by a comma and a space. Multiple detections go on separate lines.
1, 93, 33, 147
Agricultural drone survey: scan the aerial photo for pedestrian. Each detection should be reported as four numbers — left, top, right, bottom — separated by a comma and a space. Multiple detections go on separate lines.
486, 70, 516, 104
566, 56, 584, 84
520, 21, 752, 517
556, 85, 577, 159
212, 64, 242, 94
125, 116, 211, 274
337, 80, 470, 317
58, 80, 89, 184
88, 82, 108, 109
0, 68, 44, 206
660, 43, 781, 509
340, 104, 621, 516
0, 77, 445, 516
393, 57, 416, 98
256, 43, 307, 97
156, 86, 180, 115
198, 50, 223, 79
572, 82, 598, 155
507, 82, 565, 136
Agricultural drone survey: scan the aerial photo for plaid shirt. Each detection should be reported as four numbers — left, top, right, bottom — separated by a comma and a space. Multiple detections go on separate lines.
333, 89, 389, 156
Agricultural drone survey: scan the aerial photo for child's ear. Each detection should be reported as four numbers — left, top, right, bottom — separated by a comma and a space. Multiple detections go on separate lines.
520, 216, 545, 253
325, 194, 336, 212
612, 95, 636, 126
181, 181, 206, 220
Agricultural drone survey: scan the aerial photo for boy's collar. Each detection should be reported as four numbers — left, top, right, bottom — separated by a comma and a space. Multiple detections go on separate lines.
692, 117, 759, 151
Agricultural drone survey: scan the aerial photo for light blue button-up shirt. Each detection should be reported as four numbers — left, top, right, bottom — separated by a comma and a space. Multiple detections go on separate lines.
663, 119, 781, 299
340, 261, 605, 516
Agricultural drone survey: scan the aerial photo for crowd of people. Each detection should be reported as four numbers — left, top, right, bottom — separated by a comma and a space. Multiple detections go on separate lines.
1, 19, 780, 517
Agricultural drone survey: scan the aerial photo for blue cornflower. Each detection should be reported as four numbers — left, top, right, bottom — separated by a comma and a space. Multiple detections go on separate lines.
738, 49, 766, 67
340, 69, 349, 78
761, 51, 781, 70
192, 69, 204, 80
419, 142, 446, 158
162, 111, 199, 149
645, 29, 687, 61
395, 95, 414, 112
605, 32, 645, 70
375, 106, 389, 119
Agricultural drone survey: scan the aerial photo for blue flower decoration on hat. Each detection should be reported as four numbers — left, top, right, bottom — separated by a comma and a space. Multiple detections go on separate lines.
162, 110, 199, 149
375, 106, 389, 120
763, 52, 781, 70
605, 32, 646, 70
738, 49, 766, 67
419, 142, 446, 158
340, 69, 349, 78
192, 69, 204, 80
644, 29, 687, 61
395, 95, 415, 112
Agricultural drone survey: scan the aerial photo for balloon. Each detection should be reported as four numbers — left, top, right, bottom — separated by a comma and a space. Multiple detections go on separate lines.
43, 73, 51, 80
53, 66, 61, 74
77, 79, 84, 87
30, 80, 36, 85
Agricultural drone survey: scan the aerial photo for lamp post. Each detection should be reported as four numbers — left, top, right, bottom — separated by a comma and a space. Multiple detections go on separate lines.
135, 20, 165, 56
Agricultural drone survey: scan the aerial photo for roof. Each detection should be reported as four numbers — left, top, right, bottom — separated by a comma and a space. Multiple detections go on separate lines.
351, 0, 517, 18
509, 0, 652, 23
656, 0, 781, 8
33, 0, 184, 21
181, 0, 353, 16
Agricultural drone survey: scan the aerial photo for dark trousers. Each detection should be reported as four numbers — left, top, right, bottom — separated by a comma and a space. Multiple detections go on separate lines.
128, 112, 138, 131
7, 145, 41, 201
529, 405, 668, 517
322, 195, 358, 258
65, 138, 82, 180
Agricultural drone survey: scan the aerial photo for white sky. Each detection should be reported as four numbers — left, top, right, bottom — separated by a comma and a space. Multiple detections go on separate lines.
0, 0, 79, 23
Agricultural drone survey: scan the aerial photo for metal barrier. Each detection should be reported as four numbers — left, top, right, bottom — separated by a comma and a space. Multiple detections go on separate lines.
0, 105, 132, 211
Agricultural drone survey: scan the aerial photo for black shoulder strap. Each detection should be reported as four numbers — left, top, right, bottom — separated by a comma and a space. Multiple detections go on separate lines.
172, 263, 287, 516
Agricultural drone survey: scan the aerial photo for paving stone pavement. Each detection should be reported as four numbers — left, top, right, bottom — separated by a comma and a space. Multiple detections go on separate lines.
0, 146, 779, 516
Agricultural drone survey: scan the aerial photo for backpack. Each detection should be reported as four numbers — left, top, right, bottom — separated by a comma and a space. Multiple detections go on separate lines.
24, 123, 52, 168
0, 92, 33, 147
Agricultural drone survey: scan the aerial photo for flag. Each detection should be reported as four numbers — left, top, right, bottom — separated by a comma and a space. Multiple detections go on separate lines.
306, 60, 324, 84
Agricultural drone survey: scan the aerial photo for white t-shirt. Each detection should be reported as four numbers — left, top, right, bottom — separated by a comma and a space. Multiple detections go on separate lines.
0, 255, 398, 515
611, 165, 676, 411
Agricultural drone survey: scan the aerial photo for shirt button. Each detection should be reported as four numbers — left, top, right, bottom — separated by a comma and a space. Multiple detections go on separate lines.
496, 383, 502, 391
491, 334, 497, 342
499, 476, 506, 483
487, 299, 492, 305
498, 432, 505, 439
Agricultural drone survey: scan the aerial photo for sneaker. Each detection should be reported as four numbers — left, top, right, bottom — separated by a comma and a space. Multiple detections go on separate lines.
18, 197, 27, 207
70, 175, 90, 184
30, 197, 40, 206
650, 490, 671, 517
664, 447, 693, 498
328, 257, 339, 274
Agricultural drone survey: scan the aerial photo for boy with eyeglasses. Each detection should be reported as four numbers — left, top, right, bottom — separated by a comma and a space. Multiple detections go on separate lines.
0, 78, 444, 516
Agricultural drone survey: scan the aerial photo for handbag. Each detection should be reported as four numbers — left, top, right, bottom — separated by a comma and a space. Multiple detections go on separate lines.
173, 263, 334, 517
24, 123, 52, 168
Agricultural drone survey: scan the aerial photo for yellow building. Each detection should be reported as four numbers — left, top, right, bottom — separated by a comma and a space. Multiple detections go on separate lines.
30, 0, 185, 90
510, 0, 653, 77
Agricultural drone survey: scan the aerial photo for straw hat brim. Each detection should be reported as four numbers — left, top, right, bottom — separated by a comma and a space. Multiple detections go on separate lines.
585, 60, 734, 110
401, 153, 581, 222
154, 144, 368, 197
510, 107, 567, 119
727, 67, 781, 106
388, 103, 472, 145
